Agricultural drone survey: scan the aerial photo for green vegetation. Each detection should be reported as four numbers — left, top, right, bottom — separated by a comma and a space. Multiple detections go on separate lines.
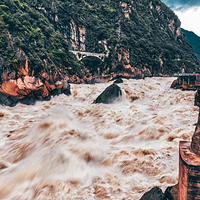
181, 28, 200, 60
0, 0, 199, 80
0, 0, 82, 80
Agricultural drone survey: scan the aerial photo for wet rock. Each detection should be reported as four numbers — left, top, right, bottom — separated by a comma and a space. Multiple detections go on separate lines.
62, 85, 71, 95
164, 184, 178, 200
143, 67, 152, 77
114, 78, 123, 84
69, 75, 82, 84
93, 84, 122, 104
0, 93, 19, 107
111, 73, 135, 80
62, 80, 71, 95
51, 80, 71, 96
140, 187, 165, 200
170, 79, 178, 89
85, 77, 95, 84
20, 95, 36, 105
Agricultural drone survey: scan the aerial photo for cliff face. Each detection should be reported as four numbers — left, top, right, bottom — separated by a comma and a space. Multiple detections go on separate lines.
0, 0, 200, 83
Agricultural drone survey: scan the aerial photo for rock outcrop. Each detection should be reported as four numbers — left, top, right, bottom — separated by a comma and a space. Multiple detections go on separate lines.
139, 187, 165, 200
0, 76, 70, 106
93, 84, 122, 104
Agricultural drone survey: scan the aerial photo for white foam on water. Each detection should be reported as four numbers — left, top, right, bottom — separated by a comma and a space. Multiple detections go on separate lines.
0, 77, 198, 199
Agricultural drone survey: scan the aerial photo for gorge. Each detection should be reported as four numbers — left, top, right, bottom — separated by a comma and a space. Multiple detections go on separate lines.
1, 0, 200, 199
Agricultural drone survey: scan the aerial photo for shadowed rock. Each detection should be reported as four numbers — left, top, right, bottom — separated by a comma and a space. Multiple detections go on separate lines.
164, 184, 178, 200
20, 95, 35, 105
170, 79, 178, 89
114, 78, 123, 84
93, 84, 122, 104
51, 80, 71, 96
140, 187, 165, 200
0, 93, 19, 107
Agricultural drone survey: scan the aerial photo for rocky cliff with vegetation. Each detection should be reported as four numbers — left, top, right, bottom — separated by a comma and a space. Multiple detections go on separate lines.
181, 28, 200, 60
0, 0, 200, 105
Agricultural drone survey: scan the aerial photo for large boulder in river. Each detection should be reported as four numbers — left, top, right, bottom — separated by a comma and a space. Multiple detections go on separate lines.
140, 187, 165, 200
93, 84, 122, 104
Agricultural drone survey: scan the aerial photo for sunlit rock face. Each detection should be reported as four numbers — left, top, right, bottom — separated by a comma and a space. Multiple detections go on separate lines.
0, 75, 71, 106
0, 78, 198, 199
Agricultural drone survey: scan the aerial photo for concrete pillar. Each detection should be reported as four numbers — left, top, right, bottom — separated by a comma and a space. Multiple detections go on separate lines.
179, 141, 200, 199
179, 110, 200, 199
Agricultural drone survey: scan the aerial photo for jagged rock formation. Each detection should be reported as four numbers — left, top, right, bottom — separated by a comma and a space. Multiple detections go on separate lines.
0, 0, 200, 88
140, 185, 178, 200
0, 70, 71, 106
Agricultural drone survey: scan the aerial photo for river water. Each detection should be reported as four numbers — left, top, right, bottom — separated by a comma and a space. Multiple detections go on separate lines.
0, 77, 198, 199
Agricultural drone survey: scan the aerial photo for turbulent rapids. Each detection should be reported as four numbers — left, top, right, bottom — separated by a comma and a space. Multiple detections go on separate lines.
0, 77, 198, 199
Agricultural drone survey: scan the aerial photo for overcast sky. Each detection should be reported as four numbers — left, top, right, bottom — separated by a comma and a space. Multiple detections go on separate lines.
161, 0, 200, 36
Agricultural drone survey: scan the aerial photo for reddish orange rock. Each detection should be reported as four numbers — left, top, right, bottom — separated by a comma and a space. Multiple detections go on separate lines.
178, 109, 200, 199
1, 81, 19, 97
0, 75, 71, 106
179, 141, 200, 200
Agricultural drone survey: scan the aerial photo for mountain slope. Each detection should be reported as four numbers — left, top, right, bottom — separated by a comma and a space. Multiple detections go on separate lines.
0, 0, 83, 83
181, 28, 200, 60
0, 0, 200, 83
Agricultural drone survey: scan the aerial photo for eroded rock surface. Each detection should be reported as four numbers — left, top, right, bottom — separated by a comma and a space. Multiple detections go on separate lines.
93, 84, 122, 104
0, 76, 71, 106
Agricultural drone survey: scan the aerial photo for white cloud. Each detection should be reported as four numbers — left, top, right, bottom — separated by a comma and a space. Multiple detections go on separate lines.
175, 6, 200, 36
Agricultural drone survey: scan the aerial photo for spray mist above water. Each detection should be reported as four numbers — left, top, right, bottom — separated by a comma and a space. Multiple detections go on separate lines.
0, 77, 198, 199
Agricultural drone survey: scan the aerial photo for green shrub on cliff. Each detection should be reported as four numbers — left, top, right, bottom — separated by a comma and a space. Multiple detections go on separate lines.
0, 0, 199, 80
0, 0, 82, 80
